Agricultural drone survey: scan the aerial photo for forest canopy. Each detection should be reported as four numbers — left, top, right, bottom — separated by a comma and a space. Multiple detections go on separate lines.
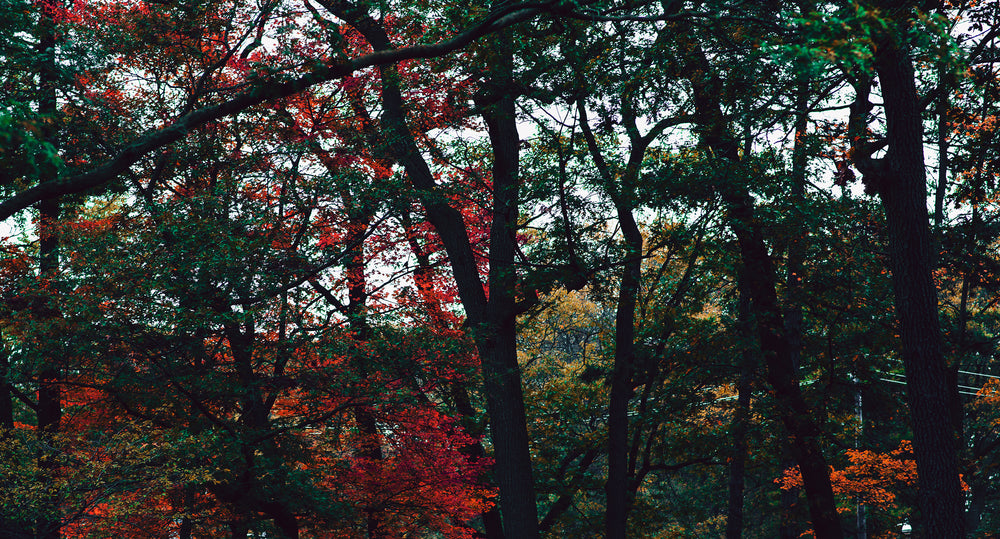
1, 0, 999, 537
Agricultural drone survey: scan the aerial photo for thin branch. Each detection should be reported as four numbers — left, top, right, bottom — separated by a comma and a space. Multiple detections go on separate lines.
0, 2, 557, 221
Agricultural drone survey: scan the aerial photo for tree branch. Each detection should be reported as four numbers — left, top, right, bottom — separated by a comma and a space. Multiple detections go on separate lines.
0, 2, 556, 221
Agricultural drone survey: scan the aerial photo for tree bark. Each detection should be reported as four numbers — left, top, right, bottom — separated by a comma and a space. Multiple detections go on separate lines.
725, 286, 755, 539
575, 69, 672, 538
327, 7, 539, 536
35, 5, 62, 537
575, 99, 645, 539
603, 203, 642, 539
403, 211, 505, 538
477, 28, 541, 539
680, 32, 843, 539
725, 191, 843, 539
0, 351, 11, 432
780, 74, 811, 539
867, 26, 965, 538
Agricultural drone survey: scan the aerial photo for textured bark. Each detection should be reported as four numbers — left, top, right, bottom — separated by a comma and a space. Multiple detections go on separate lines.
603, 207, 642, 539
680, 32, 843, 539
478, 29, 541, 538
327, 7, 539, 535
869, 29, 965, 539
725, 288, 755, 539
405, 212, 505, 539
35, 6, 62, 537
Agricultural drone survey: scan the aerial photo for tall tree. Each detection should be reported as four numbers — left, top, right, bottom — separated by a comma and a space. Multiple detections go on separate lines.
675, 24, 844, 539
848, 3, 965, 535
314, 3, 546, 535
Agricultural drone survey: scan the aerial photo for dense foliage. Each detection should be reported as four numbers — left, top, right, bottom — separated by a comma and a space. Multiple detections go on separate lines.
1, 0, 999, 538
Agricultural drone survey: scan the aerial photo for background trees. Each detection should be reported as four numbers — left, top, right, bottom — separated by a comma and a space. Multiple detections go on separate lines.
1, 0, 999, 537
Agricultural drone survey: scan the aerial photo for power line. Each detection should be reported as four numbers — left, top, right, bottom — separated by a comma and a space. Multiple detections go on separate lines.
884, 361, 1000, 382
958, 369, 1000, 381
877, 376, 983, 398
878, 371, 985, 394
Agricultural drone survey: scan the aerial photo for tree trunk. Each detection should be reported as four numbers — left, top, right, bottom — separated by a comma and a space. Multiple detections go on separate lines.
452, 382, 507, 539
870, 29, 965, 539
0, 346, 21, 539
604, 205, 642, 539
325, 6, 542, 535
726, 286, 755, 539
680, 36, 843, 539
779, 76, 810, 539
332, 9, 539, 535
222, 307, 300, 539
404, 211, 505, 538
1, 349, 30, 539
574, 73, 665, 539
477, 28, 541, 539
345, 208, 386, 539
35, 4, 62, 535
726, 191, 843, 539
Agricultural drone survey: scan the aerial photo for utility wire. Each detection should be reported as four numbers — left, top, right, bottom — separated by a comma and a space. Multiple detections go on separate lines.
877, 376, 983, 398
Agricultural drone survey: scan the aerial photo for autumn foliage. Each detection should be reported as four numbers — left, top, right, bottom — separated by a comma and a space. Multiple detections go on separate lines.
5, 0, 1000, 538
777, 440, 918, 513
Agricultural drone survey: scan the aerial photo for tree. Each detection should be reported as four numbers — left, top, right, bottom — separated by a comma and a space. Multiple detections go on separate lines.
843, 3, 970, 535
5, 1, 1000, 537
